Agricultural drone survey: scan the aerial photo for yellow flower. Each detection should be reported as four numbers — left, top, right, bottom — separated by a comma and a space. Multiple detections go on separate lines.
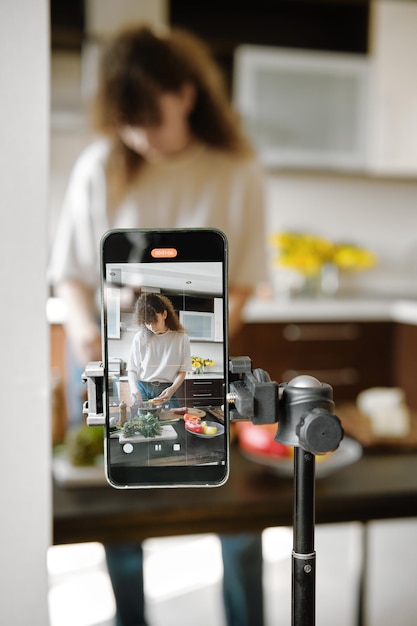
191, 356, 215, 368
333, 245, 377, 271
269, 231, 376, 276
270, 232, 334, 275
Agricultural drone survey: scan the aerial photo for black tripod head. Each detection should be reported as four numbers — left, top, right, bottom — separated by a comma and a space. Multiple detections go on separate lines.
228, 356, 343, 455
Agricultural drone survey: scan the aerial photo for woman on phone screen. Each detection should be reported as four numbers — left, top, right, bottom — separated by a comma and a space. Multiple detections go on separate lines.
127, 293, 191, 409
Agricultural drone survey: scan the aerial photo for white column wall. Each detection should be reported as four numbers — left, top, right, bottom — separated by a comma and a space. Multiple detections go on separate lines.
0, 1, 50, 624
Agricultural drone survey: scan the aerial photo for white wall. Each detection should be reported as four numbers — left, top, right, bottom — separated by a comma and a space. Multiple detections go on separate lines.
0, 1, 50, 625
266, 171, 417, 298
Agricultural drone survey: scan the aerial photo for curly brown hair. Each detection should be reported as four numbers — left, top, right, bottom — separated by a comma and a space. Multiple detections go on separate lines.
91, 24, 252, 206
134, 292, 184, 331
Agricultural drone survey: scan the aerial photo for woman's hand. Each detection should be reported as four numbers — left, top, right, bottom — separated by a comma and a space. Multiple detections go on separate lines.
156, 372, 186, 403
156, 386, 174, 403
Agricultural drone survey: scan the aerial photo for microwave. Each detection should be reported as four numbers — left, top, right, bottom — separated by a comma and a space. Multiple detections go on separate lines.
179, 310, 215, 341
233, 45, 370, 171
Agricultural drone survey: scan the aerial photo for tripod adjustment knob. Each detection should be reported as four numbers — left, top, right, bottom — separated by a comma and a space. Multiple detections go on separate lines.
296, 408, 343, 455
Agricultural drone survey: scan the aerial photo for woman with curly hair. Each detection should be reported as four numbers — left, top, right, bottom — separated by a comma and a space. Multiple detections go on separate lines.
127, 293, 191, 407
49, 24, 265, 366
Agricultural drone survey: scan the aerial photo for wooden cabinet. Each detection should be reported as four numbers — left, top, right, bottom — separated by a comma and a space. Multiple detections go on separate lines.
184, 378, 224, 407
50, 324, 68, 443
230, 321, 395, 402
393, 323, 417, 410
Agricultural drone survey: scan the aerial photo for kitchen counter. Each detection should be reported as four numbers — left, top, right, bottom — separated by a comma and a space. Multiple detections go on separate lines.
52, 444, 417, 626
242, 296, 417, 325
390, 300, 417, 325
186, 372, 224, 379
53, 446, 417, 544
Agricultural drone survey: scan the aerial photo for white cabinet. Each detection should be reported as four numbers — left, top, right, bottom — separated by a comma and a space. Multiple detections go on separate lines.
233, 45, 370, 171
214, 297, 224, 342
368, 1, 417, 176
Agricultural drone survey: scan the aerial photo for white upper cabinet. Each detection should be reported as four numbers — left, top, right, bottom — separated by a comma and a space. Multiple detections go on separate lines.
367, 1, 417, 176
233, 45, 370, 172
233, 1, 417, 178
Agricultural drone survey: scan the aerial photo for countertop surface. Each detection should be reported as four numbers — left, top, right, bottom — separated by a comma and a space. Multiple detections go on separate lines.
47, 296, 417, 326
53, 444, 417, 545
242, 296, 417, 325
118, 373, 224, 381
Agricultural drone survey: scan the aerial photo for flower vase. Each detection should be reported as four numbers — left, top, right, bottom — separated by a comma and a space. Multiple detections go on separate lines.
298, 264, 340, 298
320, 263, 339, 297
193, 365, 204, 375
299, 273, 320, 298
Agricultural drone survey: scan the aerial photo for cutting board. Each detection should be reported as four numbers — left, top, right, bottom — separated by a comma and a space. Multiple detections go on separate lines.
119, 424, 178, 444
158, 407, 207, 420
337, 403, 417, 451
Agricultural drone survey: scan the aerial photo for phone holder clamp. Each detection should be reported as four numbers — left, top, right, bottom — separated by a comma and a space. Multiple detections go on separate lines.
228, 356, 279, 425
82, 361, 105, 426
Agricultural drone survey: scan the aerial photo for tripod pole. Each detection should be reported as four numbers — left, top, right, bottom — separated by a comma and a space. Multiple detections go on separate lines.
292, 446, 316, 626
227, 365, 342, 626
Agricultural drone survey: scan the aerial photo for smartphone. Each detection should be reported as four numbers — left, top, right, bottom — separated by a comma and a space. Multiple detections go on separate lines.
101, 228, 229, 488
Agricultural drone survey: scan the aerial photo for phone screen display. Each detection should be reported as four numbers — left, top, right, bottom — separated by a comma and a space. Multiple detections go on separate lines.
101, 229, 229, 488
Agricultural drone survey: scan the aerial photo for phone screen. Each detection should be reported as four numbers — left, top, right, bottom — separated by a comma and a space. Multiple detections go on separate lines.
101, 228, 229, 488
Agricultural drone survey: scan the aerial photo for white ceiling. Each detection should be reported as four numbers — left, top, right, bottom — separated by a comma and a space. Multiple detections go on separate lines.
106, 262, 223, 295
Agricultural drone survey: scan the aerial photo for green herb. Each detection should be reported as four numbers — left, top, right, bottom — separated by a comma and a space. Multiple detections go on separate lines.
66, 425, 104, 466
123, 413, 162, 438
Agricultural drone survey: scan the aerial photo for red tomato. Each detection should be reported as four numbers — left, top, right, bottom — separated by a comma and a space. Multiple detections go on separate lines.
236, 422, 291, 458
184, 413, 201, 424
185, 421, 203, 434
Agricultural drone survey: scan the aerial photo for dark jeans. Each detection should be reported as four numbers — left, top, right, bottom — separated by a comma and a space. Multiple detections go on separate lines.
220, 533, 264, 626
105, 534, 264, 626
105, 544, 147, 626
136, 380, 180, 408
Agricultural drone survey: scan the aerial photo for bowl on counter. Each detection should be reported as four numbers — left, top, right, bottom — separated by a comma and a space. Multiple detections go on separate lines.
135, 400, 165, 418
235, 421, 362, 479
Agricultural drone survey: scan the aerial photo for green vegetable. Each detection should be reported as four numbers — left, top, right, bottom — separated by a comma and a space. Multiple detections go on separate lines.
123, 413, 162, 438
66, 425, 104, 466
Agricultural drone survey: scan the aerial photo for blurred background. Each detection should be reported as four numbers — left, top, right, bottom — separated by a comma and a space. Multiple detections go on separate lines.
7, 1, 417, 625
49, 0, 417, 302
46, 3, 417, 626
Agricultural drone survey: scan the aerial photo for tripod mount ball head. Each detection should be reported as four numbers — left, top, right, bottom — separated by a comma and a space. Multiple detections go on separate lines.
276, 375, 343, 454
